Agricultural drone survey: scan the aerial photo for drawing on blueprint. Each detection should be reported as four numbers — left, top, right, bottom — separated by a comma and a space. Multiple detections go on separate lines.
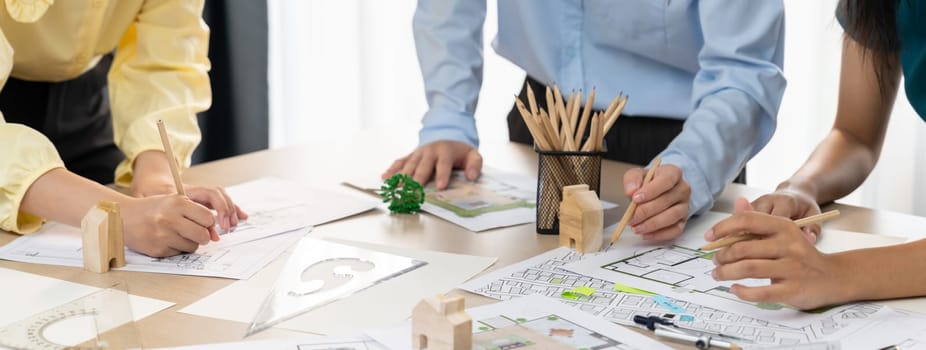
600, 245, 791, 311
426, 172, 534, 218
473, 314, 628, 350
460, 247, 886, 346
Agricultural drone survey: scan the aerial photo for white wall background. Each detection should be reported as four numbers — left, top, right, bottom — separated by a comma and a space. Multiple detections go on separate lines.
268, 0, 926, 216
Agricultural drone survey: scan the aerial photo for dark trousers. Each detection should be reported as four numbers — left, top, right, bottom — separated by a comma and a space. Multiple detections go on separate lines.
0, 55, 122, 184
507, 76, 746, 184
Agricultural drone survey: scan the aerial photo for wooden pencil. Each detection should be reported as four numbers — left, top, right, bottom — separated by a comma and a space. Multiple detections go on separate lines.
601, 96, 627, 138
699, 210, 842, 251
604, 156, 662, 250
538, 109, 562, 151
553, 86, 568, 141
515, 97, 552, 151
525, 82, 540, 119
156, 120, 186, 196
575, 88, 595, 147
565, 90, 576, 129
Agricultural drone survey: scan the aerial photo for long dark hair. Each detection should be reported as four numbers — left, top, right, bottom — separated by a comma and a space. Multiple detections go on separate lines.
841, 0, 902, 93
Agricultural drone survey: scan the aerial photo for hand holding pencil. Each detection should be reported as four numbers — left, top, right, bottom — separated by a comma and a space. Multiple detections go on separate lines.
154, 120, 248, 239
605, 156, 661, 250
707, 198, 846, 310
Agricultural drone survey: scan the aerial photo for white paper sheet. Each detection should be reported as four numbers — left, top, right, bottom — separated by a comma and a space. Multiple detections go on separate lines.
560, 212, 907, 328
801, 308, 926, 350
180, 239, 497, 336
0, 223, 306, 279
0, 177, 378, 279
365, 293, 671, 350
0, 268, 173, 348
154, 335, 387, 350
347, 168, 616, 232
459, 246, 902, 346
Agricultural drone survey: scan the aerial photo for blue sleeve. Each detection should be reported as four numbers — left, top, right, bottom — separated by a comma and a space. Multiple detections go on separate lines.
413, 0, 487, 148
659, 0, 786, 216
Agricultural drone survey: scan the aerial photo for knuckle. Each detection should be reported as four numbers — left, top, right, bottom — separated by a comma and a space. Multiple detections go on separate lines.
742, 261, 758, 275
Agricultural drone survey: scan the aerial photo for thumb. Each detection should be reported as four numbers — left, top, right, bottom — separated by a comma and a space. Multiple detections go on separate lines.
734, 197, 754, 213
464, 149, 483, 181
623, 168, 645, 196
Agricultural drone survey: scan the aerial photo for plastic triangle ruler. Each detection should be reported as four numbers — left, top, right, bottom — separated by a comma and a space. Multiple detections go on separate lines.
246, 238, 426, 336
0, 284, 140, 350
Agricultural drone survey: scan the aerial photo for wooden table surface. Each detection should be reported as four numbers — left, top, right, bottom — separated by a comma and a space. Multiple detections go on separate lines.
2, 129, 925, 348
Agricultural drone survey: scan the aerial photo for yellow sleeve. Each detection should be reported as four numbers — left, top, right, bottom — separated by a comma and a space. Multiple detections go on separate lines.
0, 25, 65, 234
0, 122, 66, 234
109, 0, 211, 187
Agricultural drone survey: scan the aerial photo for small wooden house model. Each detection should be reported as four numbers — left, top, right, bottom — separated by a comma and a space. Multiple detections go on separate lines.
558, 184, 603, 253
412, 294, 472, 350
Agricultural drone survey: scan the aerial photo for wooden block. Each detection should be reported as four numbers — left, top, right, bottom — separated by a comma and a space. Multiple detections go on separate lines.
81, 201, 126, 273
558, 184, 603, 254
412, 294, 472, 350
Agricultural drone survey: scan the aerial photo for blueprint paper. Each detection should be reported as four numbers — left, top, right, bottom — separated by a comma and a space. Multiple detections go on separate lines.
154, 335, 386, 350
561, 211, 874, 328
460, 246, 905, 347
180, 239, 496, 336
0, 177, 378, 279
365, 293, 671, 350
347, 168, 616, 232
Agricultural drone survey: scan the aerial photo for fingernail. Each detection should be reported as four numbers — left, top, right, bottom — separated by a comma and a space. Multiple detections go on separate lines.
624, 181, 639, 193
632, 225, 643, 234
633, 192, 645, 202
705, 229, 715, 241
225, 217, 231, 230
711, 269, 720, 280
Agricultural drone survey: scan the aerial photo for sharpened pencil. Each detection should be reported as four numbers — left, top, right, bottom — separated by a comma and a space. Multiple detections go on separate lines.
698, 210, 841, 251
605, 156, 662, 250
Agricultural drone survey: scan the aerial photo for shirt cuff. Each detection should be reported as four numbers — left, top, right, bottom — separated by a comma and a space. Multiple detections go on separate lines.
418, 110, 479, 148
114, 108, 201, 188
659, 152, 714, 217
0, 124, 65, 234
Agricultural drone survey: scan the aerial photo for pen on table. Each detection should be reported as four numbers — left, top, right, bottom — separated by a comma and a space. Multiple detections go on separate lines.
633, 315, 749, 343
604, 156, 661, 251
156, 119, 186, 196
699, 209, 841, 251
655, 328, 742, 350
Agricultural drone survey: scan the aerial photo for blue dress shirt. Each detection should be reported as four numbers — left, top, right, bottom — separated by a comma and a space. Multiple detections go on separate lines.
413, 0, 786, 216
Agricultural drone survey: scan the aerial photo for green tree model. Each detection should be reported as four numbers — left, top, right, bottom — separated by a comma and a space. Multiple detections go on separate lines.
380, 174, 426, 214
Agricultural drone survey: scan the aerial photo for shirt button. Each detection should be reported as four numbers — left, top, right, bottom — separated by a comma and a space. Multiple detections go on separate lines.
566, 47, 576, 57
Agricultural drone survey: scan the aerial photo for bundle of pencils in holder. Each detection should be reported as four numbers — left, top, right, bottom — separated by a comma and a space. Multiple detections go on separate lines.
514, 83, 628, 234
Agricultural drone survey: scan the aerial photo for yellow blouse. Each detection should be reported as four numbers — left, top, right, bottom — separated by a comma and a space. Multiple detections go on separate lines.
0, 0, 210, 233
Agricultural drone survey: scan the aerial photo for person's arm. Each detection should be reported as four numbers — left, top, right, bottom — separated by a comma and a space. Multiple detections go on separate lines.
753, 36, 901, 222
108, 0, 245, 230
708, 198, 926, 309
624, 1, 786, 239
1, 122, 216, 257
382, 0, 487, 189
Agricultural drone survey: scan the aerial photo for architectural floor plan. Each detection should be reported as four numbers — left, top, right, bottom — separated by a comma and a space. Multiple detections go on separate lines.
460, 247, 891, 347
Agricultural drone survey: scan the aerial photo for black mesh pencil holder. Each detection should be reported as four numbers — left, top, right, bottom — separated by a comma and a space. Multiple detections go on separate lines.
535, 146, 606, 234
